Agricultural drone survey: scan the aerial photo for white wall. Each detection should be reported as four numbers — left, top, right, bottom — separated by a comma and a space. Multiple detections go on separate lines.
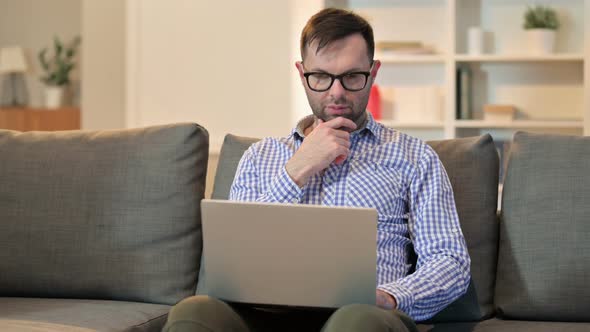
127, 0, 300, 150
0, 0, 81, 107
81, 0, 126, 129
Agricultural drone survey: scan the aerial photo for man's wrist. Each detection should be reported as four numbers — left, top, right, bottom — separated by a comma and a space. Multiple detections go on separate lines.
377, 289, 397, 310
285, 161, 313, 188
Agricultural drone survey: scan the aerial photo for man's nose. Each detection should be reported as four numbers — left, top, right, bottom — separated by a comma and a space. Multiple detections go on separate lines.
329, 78, 346, 98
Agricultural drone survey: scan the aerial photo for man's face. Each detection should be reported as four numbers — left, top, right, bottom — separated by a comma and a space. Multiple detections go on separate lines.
296, 33, 380, 130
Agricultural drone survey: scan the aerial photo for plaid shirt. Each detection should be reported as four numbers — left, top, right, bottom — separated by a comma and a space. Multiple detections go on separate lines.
229, 113, 471, 321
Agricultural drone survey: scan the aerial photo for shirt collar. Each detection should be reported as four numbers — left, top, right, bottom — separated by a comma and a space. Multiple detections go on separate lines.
292, 111, 380, 141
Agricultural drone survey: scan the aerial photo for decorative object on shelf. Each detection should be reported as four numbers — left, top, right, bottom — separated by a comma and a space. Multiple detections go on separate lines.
375, 41, 435, 56
38, 35, 81, 109
0, 46, 29, 107
523, 5, 560, 54
467, 27, 484, 55
367, 84, 381, 120
456, 64, 473, 120
483, 104, 516, 122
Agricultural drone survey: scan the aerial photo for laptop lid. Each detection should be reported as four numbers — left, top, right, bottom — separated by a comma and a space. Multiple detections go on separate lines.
199, 199, 377, 308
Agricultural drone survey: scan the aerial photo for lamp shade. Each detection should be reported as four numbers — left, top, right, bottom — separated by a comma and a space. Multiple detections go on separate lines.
0, 46, 28, 73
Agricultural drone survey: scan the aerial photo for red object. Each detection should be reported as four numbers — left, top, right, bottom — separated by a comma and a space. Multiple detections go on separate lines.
367, 84, 382, 120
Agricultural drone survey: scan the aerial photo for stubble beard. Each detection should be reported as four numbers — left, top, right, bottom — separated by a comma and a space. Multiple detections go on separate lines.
310, 97, 369, 131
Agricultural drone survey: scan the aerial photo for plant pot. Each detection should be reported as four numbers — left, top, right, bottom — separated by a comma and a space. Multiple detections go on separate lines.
526, 29, 556, 55
45, 86, 65, 109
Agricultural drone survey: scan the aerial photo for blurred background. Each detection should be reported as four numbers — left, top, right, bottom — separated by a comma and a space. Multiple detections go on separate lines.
0, 0, 588, 197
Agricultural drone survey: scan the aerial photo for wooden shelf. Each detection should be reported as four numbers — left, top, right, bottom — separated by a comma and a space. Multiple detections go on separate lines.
378, 54, 446, 64
380, 120, 445, 129
455, 53, 584, 63
0, 107, 81, 131
454, 120, 584, 129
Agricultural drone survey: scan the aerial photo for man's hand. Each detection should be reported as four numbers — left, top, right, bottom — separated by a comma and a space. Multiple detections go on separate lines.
285, 117, 357, 187
376, 289, 397, 310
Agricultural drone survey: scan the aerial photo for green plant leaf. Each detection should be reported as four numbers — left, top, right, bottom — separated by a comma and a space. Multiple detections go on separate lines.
523, 5, 560, 30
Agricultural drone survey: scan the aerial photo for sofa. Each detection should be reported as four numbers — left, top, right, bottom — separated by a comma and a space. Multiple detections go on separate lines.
1, 123, 588, 331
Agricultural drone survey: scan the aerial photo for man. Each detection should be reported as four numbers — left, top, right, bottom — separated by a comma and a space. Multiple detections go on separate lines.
164, 8, 470, 332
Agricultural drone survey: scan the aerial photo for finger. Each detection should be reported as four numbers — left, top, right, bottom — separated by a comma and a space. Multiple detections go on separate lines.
334, 155, 346, 165
328, 129, 351, 140
330, 137, 351, 149
322, 117, 357, 131
332, 146, 350, 162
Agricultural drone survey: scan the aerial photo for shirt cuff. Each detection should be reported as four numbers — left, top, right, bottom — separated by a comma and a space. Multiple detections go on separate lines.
267, 166, 304, 203
378, 282, 414, 315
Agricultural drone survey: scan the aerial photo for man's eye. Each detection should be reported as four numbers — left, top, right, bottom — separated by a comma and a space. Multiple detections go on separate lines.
312, 73, 331, 81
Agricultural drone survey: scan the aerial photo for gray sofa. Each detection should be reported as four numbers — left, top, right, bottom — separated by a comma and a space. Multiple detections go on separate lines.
1, 123, 588, 331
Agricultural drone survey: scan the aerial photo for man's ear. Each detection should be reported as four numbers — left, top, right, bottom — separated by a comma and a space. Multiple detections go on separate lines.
295, 61, 306, 85
371, 60, 381, 79
295, 61, 305, 78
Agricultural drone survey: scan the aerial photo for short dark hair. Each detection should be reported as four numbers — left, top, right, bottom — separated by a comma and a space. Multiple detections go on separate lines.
300, 8, 374, 61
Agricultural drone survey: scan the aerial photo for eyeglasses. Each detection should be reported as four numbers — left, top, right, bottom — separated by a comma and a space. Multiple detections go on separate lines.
302, 62, 374, 92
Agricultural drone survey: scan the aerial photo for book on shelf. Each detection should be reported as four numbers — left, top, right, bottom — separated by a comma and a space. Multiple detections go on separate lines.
376, 41, 436, 56
456, 65, 473, 120
483, 104, 516, 122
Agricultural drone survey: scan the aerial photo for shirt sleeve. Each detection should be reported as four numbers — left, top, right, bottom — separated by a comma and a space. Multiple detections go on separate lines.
377, 145, 471, 321
229, 145, 304, 203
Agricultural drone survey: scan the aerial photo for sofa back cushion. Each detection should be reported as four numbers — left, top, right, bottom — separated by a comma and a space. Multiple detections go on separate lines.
211, 134, 260, 199
0, 124, 208, 305
212, 133, 499, 322
426, 135, 499, 322
495, 131, 590, 321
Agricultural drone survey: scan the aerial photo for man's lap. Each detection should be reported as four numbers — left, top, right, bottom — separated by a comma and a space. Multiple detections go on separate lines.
163, 295, 417, 332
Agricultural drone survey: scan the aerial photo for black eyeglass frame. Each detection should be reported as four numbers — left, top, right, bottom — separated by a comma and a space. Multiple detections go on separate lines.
302, 62, 374, 92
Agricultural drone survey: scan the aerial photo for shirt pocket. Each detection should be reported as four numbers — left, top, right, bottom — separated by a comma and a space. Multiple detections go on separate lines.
345, 158, 408, 219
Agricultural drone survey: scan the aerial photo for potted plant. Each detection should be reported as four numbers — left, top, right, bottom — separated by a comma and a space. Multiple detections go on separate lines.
523, 5, 560, 54
38, 36, 81, 108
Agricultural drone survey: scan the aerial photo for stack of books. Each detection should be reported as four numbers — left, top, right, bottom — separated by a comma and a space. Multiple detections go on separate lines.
376, 41, 436, 56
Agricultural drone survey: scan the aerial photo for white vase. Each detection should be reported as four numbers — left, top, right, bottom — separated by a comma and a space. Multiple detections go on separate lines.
45, 86, 65, 109
526, 29, 556, 55
467, 27, 484, 55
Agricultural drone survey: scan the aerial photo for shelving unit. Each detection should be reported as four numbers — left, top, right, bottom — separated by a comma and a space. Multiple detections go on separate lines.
379, 54, 446, 64
454, 119, 584, 129
340, 0, 588, 141
454, 54, 584, 62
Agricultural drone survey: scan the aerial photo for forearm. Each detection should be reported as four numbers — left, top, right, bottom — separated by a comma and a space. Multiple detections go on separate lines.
230, 166, 304, 203
378, 253, 470, 321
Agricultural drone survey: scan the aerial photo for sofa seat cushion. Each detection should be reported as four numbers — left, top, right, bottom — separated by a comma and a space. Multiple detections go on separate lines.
417, 318, 590, 332
0, 297, 170, 332
0, 124, 209, 305
496, 132, 590, 321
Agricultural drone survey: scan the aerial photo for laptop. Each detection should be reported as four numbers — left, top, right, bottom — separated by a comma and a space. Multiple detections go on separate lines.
197, 199, 377, 309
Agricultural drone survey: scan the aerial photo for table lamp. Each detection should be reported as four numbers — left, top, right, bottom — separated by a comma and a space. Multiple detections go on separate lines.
0, 46, 29, 107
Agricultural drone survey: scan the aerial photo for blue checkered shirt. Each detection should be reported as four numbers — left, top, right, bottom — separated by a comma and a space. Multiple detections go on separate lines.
229, 113, 471, 321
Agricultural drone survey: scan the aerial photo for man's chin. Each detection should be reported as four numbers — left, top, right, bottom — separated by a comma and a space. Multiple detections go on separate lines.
320, 114, 352, 122
317, 115, 356, 132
